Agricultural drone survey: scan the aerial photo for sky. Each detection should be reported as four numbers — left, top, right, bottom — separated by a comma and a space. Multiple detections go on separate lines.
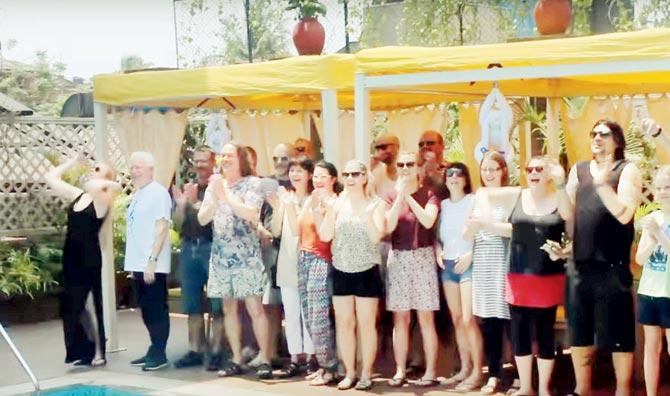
0, 0, 178, 80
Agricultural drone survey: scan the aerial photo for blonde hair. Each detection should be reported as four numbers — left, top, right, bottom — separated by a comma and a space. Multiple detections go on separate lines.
344, 159, 373, 197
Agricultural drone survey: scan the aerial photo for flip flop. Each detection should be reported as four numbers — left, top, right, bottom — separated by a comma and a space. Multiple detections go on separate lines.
387, 376, 406, 387
414, 377, 439, 387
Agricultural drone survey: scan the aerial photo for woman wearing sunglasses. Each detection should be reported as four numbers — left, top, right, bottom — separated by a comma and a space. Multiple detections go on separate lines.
438, 162, 484, 392
477, 156, 571, 396
384, 152, 440, 388
318, 159, 387, 390
267, 157, 316, 379
45, 156, 121, 367
467, 150, 512, 395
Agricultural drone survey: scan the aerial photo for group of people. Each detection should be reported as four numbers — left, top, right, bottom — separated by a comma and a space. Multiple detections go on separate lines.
46, 119, 670, 396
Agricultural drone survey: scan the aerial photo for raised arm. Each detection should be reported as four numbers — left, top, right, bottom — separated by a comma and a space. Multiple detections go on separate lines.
197, 184, 216, 226
385, 192, 403, 234
366, 198, 388, 244
593, 162, 642, 225
407, 196, 438, 229
44, 156, 84, 201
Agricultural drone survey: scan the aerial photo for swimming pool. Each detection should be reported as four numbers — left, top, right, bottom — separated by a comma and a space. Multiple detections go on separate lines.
32, 384, 145, 395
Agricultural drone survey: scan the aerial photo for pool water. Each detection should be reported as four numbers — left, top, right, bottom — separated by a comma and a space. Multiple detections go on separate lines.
32, 384, 145, 395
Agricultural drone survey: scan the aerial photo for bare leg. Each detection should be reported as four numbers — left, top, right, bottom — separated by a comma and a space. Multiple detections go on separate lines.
222, 298, 242, 364
392, 311, 411, 379
513, 354, 535, 395
417, 310, 438, 379
264, 305, 281, 361
612, 351, 633, 396
333, 296, 357, 380
210, 315, 225, 354
460, 281, 483, 385
570, 346, 594, 396
355, 297, 379, 381
643, 326, 663, 396
444, 282, 470, 378
187, 314, 205, 352
82, 292, 103, 361
245, 296, 270, 363
537, 358, 554, 396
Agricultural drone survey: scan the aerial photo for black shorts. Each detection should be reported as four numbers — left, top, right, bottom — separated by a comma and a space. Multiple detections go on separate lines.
332, 266, 383, 298
566, 263, 635, 352
638, 294, 670, 328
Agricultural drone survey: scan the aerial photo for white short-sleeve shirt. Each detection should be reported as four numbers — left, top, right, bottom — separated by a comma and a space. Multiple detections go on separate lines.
124, 180, 172, 273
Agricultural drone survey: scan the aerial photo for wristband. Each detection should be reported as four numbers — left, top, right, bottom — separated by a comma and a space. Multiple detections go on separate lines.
652, 127, 663, 138
148, 256, 158, 263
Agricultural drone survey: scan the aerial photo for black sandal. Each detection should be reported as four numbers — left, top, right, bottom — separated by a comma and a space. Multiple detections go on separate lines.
217, 361, 243, 377
257, 363, 273, 380
278, 362, 300, 379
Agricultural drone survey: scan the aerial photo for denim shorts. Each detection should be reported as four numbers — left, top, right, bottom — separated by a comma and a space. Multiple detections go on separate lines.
180, 239, 222, 316
440, 259, 473, 284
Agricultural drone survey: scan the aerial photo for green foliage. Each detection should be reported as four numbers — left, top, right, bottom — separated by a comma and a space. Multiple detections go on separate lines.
0, 50, 89, 116
0, 243, 58, 298
112, 193, 130, 271
286, 0, 327, 19
120, 55, 153, 72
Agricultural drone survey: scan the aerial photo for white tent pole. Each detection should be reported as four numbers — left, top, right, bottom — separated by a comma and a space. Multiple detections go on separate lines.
320, 89, 339, 165
93, 102, 121, 353
354, 73, 370, 164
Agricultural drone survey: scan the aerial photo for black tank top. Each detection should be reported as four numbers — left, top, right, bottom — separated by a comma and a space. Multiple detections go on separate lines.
573, 160, 634, 268
509, 193, 565, 275
62, 193, 105, 269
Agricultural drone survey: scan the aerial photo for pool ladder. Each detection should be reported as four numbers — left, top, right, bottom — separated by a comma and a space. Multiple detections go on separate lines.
0, 322, 40, 391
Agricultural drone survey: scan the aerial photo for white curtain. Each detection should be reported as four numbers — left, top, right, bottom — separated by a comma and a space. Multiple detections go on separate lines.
312, 110, 365, 171
228, 112, 306, 176
114, 109, 188, 187
386, 108, 449, 152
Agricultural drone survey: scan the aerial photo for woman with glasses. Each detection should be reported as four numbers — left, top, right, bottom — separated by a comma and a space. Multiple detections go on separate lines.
564, 119, 640, 396
477, 156, 570, 396
466, 150, 512, 395
319, 160, 387, 390
294, 160, 341, 385
438, 162, 484, 392
267, 157, 316, 378
384, 152, 441, 388
45, 156, 121, 367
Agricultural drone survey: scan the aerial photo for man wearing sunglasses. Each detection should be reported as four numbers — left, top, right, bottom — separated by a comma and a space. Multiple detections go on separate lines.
172, 146, 226, 371
371, 134, 400, 197
563, 120, 642, 396
252, 143, 293, 368
417, 130, 449, 199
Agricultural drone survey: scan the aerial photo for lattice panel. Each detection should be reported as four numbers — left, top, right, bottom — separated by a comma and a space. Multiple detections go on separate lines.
0, 117, 123, 235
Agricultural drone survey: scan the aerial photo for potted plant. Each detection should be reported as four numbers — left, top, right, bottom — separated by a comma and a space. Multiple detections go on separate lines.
534, 0, 572, 35
286, 0, 327, 55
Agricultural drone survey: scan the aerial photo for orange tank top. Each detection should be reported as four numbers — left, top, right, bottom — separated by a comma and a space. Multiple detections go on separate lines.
299, 212, 332, 261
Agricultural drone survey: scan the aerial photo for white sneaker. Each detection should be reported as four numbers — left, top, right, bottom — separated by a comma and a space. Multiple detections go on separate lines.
247, 352, 263, 368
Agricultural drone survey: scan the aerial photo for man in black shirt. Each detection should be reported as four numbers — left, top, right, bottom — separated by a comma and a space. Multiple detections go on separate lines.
563, 120, 641, 396
173, 146, 225, 371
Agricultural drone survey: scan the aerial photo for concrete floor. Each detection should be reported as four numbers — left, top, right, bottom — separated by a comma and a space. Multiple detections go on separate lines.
0, 310, 656, 396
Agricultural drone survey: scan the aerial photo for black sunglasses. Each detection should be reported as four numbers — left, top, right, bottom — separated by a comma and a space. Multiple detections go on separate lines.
589, 129, 612, 139
396, 161, 415, 169
525, 166, 544, 174
418, 140, 437, 148
272, 156, 289, 162
375, 143, 395, 151
342, 171, 363, 178
446, 168, 464, 177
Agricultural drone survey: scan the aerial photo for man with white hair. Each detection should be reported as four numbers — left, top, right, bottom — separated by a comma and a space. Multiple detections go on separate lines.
124, 151, 173, 371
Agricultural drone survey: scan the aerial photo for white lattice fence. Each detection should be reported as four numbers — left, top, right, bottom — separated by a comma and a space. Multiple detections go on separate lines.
0, 116, 128, 235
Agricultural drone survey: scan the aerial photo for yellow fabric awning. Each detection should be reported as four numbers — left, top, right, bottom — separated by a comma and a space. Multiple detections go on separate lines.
93, 29, 670, 111
93, 54, 356, 110
355, 28, 670, 101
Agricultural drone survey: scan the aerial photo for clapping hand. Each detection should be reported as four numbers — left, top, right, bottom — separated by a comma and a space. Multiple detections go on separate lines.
172, 185, 188, 207
545, 159, 566, 186
210, 174, 228, 203
540, 234, 572, 261
640, 215, 661, 238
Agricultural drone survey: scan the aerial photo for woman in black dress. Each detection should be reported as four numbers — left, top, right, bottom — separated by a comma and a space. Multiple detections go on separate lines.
45, 155, 120, 366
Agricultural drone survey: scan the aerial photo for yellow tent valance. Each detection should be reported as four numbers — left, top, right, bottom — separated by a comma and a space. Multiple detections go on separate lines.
93, 54, 356, 110
355, 28, 670, 100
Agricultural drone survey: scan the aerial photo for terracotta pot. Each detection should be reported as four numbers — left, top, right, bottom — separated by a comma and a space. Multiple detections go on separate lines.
292, 17, 325, 55
534, 0, 572, 35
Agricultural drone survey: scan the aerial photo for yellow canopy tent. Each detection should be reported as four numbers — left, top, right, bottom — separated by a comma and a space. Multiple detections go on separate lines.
352, 28, 670, 172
